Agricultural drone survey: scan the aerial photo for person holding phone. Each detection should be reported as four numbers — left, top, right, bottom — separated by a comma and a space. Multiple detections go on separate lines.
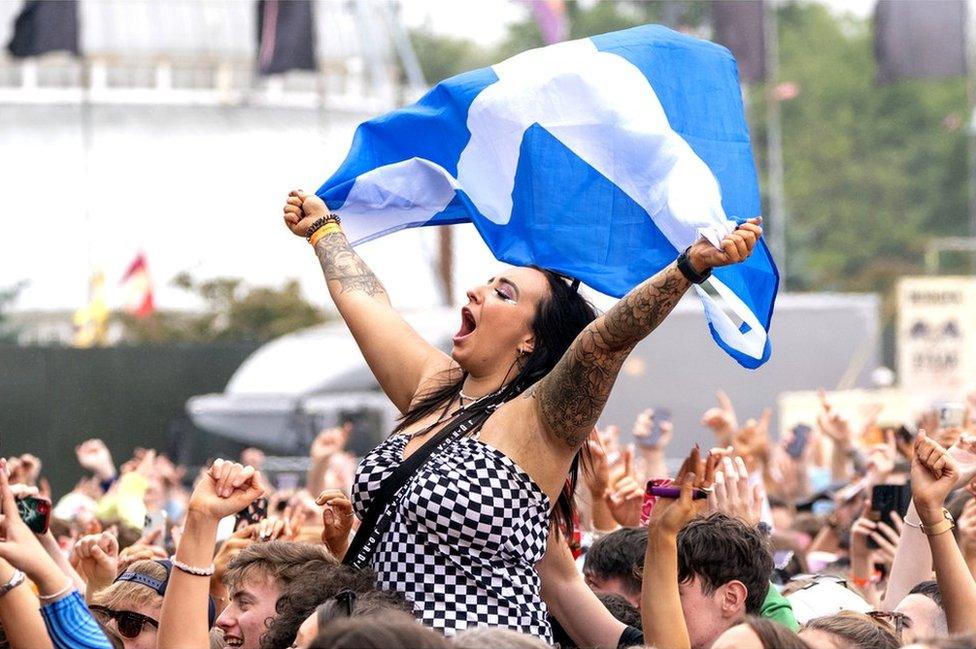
282, 191, 763, 641
0, 458, 113, 649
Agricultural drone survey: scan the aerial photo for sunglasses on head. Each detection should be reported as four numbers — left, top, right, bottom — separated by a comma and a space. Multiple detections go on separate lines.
90, 605, 159, 639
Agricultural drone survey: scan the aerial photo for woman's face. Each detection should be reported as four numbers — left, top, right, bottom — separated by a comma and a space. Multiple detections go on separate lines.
452, 267, 549, 375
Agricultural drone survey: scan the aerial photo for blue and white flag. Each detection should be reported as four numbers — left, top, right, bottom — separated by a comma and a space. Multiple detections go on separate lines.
317, 25, 779, 369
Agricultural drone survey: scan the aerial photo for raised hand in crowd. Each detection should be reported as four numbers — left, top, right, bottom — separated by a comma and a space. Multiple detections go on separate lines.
701, 390, 739, 447
307, 423, 354, 496
631, 408, 672, 481
317, 488, 354, 560
70, 531, 119, 600
707, 455, 764, 527
604, 448, 644, 528
583, 427, 617, 533
848, 501, 902, 607
731, 408, 772, 473
75, 439, 117, 483
159, 459, 264, 649
118, 527, 167, 572
643, 446, 718, 649
910, 431, 976, 634
0, 458, 98, 649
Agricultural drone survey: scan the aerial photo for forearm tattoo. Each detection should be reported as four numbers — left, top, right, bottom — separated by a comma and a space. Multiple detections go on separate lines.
315, 231, 388, 298
533, 263, 690, 447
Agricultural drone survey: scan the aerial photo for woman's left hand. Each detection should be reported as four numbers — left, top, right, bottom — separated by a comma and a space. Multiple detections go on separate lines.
688, 218, 763, 271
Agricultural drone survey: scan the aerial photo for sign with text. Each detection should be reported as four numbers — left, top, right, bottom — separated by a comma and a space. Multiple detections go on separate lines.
898, 276, 976, 399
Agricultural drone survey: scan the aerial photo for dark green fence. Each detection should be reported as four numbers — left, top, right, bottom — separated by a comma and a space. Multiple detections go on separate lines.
0, 343, 259, 498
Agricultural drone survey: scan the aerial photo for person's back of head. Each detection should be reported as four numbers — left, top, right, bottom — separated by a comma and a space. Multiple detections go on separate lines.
677, 513, 773, 616
596, 593, 641, 629
712, 617, 811, 649
258, 565, 378, 649
799, 611, 900, 649
308, 612, 449, 649
583, 528, 645, 606
896, 580, 948, 642
450, 627, 551, 649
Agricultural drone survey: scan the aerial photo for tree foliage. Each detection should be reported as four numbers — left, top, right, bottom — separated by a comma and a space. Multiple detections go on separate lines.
0, 281, 27, 344
117, 273, 328, 344
756, 2, 968, 294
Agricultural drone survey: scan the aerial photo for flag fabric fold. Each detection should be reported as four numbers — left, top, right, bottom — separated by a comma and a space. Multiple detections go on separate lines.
121, 253, 155, 319
317, 25, 779, 369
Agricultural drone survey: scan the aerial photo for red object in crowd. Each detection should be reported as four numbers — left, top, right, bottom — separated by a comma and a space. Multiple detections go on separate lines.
121, 252, 155, 318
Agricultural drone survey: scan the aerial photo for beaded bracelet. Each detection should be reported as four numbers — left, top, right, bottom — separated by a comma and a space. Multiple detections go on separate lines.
309, 222, 342, 247
37, 579, 74, 602
170, 555, 215, 577
304, 213, 342, 240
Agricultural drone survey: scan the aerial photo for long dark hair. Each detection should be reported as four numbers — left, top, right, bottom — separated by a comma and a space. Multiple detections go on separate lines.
392, 267, 599, 534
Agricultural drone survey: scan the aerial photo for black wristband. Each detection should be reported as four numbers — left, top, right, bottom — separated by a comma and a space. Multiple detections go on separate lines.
676, 247, 712, 284
304, 214, 341, 241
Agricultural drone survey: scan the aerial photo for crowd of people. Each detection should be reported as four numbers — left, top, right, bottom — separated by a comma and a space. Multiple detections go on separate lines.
2, 392, 975, 649
1, 191, 975, 649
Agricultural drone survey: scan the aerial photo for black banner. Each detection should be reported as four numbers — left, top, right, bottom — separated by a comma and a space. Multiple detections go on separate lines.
7, 0, 80, 58
256, 0, 317, 75
875, 0, 967, 83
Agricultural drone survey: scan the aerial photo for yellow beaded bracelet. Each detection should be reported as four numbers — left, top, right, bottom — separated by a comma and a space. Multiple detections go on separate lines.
309, 222, 342, 247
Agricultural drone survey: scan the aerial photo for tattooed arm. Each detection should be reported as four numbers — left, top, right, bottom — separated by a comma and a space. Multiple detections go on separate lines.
531, 219, 764, 449
283, 191, 455, 414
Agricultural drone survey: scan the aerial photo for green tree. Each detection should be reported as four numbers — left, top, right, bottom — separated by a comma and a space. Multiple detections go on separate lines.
752, 2, 967, 295
0, 281, 27, 344
117, 274, 328, 344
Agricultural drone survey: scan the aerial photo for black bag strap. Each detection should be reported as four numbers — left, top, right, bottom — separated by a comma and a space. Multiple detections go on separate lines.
343, 405, 494, 568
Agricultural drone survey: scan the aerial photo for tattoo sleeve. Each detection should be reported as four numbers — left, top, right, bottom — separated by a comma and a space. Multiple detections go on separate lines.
314, 231, 389, 301
532, 263, 691, 447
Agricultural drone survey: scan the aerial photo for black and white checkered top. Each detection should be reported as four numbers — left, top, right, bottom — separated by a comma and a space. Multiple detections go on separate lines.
352, 430, 553, 641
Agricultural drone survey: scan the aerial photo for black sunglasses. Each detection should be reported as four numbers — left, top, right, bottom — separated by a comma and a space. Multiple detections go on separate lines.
90, 605, 159, 639
317, 590, 358, 626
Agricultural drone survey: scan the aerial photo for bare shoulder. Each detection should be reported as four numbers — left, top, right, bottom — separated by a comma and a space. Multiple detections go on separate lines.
478, 394, 577, 500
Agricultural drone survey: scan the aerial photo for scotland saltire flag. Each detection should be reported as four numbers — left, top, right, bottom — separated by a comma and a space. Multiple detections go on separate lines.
317, 25, 779, 369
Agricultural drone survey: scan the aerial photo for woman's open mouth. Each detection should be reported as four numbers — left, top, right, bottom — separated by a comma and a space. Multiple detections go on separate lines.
453, 307, 477, 343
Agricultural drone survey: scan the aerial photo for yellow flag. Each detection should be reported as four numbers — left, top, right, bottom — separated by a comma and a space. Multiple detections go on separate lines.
73, 271, 109, 347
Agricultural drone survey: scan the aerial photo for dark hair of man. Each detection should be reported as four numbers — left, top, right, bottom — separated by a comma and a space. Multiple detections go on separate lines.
391, 267, 598, 535
802, 612, 900, 649
308, 612, 449, 649
583, 527, 646, 597
676, 513, 773, 615
597, 593, 642, 629
745, 617, 811, 649
908, 580, 944, 611
258, 565, 378, 649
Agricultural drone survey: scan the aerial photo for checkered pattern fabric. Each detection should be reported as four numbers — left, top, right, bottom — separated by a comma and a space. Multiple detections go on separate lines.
352, 433, 553, 641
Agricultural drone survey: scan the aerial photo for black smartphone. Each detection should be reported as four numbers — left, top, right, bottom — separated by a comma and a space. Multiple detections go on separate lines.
235, 496, 268, 531
786, 424, 812, 459
868, 484, 912, 549
16, 496, 52, 535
